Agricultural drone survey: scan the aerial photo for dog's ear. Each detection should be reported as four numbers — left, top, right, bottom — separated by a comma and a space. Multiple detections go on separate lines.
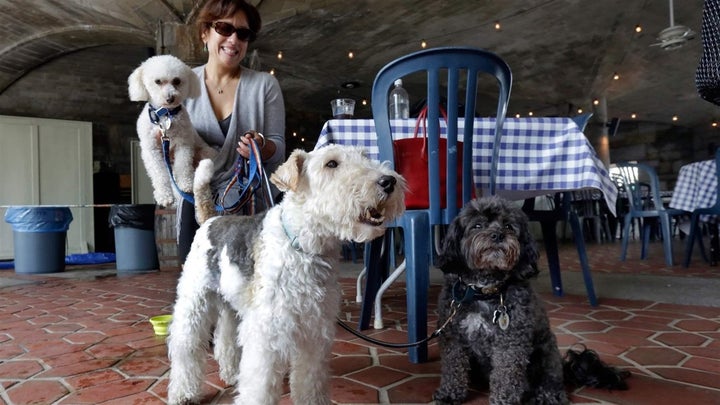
271, 149, 307, 192
437, 213, 467, 273
128, 63, 149, 101
513, 209, 540, 280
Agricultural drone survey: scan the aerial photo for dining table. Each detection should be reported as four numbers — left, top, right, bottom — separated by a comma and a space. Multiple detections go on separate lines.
314, 117, 618, 341
315, 117, 618, 214
669, 158, 719, 264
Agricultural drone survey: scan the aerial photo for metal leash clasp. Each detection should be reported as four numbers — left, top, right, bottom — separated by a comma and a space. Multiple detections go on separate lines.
158, 115, 172, 141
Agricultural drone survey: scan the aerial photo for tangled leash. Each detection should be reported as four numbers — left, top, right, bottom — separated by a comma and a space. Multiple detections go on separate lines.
151, 105, 272, 213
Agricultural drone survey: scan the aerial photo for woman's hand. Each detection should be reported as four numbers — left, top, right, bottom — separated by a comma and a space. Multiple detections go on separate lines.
237, 130, 275, 160
236, 130, 264, 159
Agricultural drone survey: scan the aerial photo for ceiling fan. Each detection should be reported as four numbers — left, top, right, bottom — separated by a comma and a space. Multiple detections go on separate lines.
650, 0, 695, 50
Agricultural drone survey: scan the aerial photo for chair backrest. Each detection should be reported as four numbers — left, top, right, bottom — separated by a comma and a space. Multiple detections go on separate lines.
713, 147, 720, 208
372, 46, 512, 225
615, 162, 667, 214
571, 113, 593, 132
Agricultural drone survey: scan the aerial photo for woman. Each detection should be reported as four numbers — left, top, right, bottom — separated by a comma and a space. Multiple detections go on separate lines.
179, 0, 286, 263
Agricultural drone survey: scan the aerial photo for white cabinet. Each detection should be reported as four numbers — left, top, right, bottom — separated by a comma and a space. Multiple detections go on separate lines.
0, 115, 93, 260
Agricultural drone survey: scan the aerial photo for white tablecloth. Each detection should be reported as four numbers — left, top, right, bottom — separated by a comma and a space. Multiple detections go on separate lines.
315, 117, 617, 215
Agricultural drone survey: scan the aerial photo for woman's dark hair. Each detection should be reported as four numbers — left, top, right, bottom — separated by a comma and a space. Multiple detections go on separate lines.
196, 0, 262, 40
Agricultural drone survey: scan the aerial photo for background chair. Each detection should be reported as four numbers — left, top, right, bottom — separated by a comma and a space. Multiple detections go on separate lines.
616, 162, 686, 266
361, 46, 512, 363
570, 189, 612, 243
684, 147, 720, 266
521, 113, 598, 306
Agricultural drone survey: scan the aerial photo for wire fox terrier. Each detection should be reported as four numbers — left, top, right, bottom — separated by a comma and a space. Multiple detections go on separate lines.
167, 145, 406, 405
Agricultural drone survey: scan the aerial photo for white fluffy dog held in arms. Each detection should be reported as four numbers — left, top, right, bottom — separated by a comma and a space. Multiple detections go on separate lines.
167, 145, 406, 405
128, 54, 216, 207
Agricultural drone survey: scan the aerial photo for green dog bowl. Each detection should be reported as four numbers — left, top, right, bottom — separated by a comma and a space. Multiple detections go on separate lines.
149, 314, 172, 336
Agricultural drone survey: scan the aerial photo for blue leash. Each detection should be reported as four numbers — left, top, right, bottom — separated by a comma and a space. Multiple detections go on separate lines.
152, 105, 272, 213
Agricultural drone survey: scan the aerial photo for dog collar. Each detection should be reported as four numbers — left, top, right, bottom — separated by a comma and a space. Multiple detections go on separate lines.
148, 104, 183, 125
452, 279, 506, 303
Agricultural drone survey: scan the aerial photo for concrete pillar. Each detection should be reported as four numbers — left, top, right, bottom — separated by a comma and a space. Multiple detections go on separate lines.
156, 21, 205, 66
592, 96, 611, 168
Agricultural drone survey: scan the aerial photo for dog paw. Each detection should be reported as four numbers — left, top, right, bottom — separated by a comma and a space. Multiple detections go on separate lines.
155, 193, 176, 208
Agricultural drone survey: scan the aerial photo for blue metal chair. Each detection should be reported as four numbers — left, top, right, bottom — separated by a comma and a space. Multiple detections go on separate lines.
616, 162, 686, 266
521, 113, 598, 306
361, 46, 512, 363
683, 148, 720, 266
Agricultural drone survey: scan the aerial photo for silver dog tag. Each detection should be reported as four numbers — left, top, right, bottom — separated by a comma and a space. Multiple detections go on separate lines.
493, 295, 510, 330
497, 310, 510, 330
160, 115, 172, 132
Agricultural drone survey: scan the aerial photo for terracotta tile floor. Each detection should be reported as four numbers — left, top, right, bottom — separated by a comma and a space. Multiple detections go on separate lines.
0, 238, 719, 404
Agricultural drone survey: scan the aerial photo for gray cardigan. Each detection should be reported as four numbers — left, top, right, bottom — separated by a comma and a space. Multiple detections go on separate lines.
185, 65, 286, 203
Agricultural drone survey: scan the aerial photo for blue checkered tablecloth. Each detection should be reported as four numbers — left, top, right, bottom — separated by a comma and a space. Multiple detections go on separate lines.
669, 159, 717, 218
315, 117, 617, 215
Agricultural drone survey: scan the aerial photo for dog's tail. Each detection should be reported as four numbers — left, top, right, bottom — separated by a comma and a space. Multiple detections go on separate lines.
193, 158, 217, 225
563, 344, 631, 390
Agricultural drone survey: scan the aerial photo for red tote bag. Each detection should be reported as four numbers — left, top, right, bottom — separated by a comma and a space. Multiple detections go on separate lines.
392, 106, 469, 209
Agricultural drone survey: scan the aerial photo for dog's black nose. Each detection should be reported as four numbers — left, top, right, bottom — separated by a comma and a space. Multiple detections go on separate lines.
166, 95, 176, 104
378, 175, 397, 194
490, 231, 504, 242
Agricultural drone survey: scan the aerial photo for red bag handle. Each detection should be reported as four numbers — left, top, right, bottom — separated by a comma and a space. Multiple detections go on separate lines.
412, 104, 449, 156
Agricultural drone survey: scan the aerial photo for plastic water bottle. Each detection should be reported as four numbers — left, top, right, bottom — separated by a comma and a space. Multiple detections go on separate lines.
389, 79, 410, 119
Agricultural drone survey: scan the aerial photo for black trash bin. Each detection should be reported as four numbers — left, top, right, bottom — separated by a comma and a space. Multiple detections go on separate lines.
4, 206, 73, 274
109, 204, 159, 273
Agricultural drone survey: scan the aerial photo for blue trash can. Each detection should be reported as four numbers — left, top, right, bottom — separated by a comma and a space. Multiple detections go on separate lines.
109, 204, 159, 273
4, 206, 73, 274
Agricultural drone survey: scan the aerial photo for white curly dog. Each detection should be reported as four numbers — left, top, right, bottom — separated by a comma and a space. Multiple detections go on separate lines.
128, 54, 216, 207
167, 145, 406, 405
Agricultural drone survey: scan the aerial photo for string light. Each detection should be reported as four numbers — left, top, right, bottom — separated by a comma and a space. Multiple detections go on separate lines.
577, 108, 583, 114
635, 24, 642, 33
593, 99, 599, 106
269, 68, 275, 75
528, 111, 534, 116
362, 99, 368, 106
613, 72, 620, 80
421, 40, 427, 48
712, 121, 718, 127
672, 115, 678, 121
631, 113, 637, 119
292, 132, 297, 137
277, 51, 283, 59
494, 21, 501, 30
515, 113, 521, 118
347, 51, 354, 59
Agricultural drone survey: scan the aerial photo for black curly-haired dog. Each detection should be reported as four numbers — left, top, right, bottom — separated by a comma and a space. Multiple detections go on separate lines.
433, 196, 628, 405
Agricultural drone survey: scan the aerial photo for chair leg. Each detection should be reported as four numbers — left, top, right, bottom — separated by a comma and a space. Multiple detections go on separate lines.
373, 259, 406, 329
401, 213, 430, 364
659, 214, 674, 266
539, 220, 563, 297
684, 213, 700, 267
620, 215, 632, 261
568, 211, 598, 306
641, 220, 652, 260
359, 234, 390, 330
356, 267, 366, 302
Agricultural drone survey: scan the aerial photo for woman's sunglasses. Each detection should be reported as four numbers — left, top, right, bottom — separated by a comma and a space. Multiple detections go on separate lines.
210, 21, 256, 42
